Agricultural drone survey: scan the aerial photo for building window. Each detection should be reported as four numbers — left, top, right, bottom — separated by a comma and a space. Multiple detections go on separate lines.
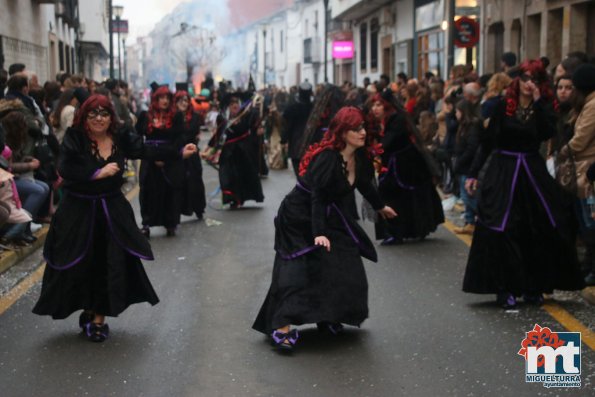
280, 30, 284, 53
360, 22, 367, 71
370, 18, 379, 70
59, 41, 64, 71
417, 29, 444, 79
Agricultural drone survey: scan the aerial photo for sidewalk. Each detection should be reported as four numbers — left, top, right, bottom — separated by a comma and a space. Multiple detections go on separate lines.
441, 194, 595, 305
0, 226, 49, 275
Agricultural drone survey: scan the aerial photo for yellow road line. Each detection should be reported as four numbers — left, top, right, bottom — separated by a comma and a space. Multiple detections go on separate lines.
542, 303, 595, 351
443, 220, 473, 246
442, 220, 595, 351
0, 185, 140, 317
0, 264, 45, 315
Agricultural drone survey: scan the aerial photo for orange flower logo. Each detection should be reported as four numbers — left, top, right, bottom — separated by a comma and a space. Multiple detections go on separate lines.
518, 324, 566, 368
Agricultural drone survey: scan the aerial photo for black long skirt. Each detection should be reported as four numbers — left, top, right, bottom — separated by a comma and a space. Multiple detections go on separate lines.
32, 202, 159, 319
375, 176, 444, 240
181, 154, 206, 218
252, 226, 368, 334
139, 162, 183, 228
462, 169, 583, 295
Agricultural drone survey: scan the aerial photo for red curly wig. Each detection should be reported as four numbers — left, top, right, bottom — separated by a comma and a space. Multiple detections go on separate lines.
505, 59, 554, 115
299, 106, 372, 177
148, 85, 174, 134
73, 94, 117, 136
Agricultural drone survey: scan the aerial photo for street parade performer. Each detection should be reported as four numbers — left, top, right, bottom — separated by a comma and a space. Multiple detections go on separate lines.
462, 59, 584, 308
175, 90, 206, 220
368, 92, 444, 245
136, 86, 188, 238
201, 94, 264, 208
252, 106, 397, 352
32, 94, 197, 342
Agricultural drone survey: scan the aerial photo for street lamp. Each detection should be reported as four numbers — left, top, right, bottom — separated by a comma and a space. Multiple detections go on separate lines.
113, 5, 124, 81
122, 31, 128, 82
262, 26, 267, 87
323, 0, 329, 83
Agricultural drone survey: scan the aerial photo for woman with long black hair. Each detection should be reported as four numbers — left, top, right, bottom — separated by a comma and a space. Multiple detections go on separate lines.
253, 107, 396, 352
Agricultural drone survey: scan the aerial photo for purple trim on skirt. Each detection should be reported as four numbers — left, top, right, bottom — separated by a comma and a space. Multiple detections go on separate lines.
45, 189, 153, 270
45, 200, 97, 270
145, 139, 169, 145
484, 150, 557, 232
378, 155, 416, 190
278, 245, 320, 260
100, 199, 154, 260
288, 182, 374, 259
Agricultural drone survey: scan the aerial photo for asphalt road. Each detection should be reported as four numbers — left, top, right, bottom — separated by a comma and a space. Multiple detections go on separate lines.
0, 162, 593, 397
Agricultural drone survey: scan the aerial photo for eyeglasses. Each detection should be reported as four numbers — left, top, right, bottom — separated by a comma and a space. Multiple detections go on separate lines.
87, 109, 110, 120
520, 74, 538, 84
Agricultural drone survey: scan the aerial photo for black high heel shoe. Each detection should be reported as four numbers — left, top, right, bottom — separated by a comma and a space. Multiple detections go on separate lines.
85, 322, 110, 343
271, 329, 299, 352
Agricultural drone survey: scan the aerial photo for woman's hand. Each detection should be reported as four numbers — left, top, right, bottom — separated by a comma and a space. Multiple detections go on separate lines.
526, 80, 541, 102
28, 158, 41, 170
96, 162, 120, 179
378, 206, 397, 219
314, 236, 331, 252
182, 143, 198, 159
465, 178, 478, 195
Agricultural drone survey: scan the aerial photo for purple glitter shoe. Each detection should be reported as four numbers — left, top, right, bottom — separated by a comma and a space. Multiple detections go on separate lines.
496, 292, 517, 309
271, 329, 299, 352
78, 311, 94, 329
85, 322, 110, 343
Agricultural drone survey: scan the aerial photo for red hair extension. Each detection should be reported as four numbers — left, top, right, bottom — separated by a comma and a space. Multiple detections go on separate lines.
299, 106, 370, 177
174, 90, 193, 125
73, 94, 117, 137
148, 85, 174, 134
505, 59, 554, 116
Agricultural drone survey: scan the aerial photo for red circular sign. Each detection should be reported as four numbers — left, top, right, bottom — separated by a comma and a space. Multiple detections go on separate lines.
454, 17, 479, 48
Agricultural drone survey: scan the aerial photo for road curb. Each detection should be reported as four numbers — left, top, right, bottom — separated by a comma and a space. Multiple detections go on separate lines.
581, 287, 595, 305
0, 226, 49, 275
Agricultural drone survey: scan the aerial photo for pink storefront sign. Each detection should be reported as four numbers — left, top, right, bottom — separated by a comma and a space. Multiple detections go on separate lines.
332, 41, 354, 59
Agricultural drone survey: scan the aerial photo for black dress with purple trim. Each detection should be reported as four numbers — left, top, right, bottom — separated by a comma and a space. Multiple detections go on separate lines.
136, 112, 187, 228
462, 99, 584, 295
375, 111, 444, 240
252, 149, 384, 334
209, 111, 264, 206
32, 127, 182, 319
180, 112, 206, 218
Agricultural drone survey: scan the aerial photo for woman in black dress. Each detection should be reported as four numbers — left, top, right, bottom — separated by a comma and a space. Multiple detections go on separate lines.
253, 107, 396, 352
462, 59, 584, 308
136, 86, 187, 237
32, 94, 197, 341
175, 90, 206, 219
368, 93, 444, 245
